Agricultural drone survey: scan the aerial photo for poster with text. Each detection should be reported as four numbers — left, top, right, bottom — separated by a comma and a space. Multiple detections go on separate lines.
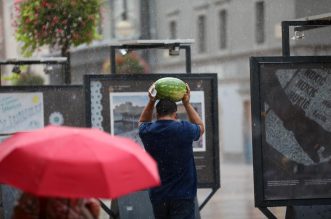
251, 57, 331, 205
0, 93, 44, 134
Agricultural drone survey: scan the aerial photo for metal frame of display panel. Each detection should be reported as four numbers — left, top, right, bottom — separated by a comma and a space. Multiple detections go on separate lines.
0, 58, 68, 86
0, 85, 85, 134
282, 20, 331, 57
109, 40, 193, 74
0, 85, 85, 219
251, 55, 331, 205
84, 73, 220, 210
250, 56, 331, 218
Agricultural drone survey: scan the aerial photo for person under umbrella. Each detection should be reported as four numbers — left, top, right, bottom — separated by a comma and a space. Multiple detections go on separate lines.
11, 192, 100, 219
0, 126, 160, 219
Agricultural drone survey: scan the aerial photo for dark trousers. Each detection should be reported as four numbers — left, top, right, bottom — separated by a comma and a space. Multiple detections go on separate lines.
152, 199, 195, 219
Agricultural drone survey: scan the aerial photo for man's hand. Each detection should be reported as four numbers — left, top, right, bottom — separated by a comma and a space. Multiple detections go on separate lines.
182, 83, 190, 106
148, 83, 157, 103
139, 83, 157, 125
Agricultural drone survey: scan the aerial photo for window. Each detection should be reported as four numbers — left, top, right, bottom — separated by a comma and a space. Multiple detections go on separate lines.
255, 1, 265, 44
197, 15, 206, 53
169, 20, 177, 39
219, 9, 227, 49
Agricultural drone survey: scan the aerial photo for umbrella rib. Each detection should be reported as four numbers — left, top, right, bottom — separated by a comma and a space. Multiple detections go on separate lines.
80, 141, 113, 198
99, 158, 113, 198
34, 151, 52, 196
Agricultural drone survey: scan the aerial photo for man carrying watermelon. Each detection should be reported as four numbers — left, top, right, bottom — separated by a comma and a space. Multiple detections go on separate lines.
139, 78, 205, 219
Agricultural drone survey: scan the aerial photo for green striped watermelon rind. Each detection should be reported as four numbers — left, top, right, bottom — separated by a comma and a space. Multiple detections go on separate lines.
154, 77, 187, 102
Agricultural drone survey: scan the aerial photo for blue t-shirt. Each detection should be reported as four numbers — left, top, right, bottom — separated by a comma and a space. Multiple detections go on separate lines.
139, 120, 200, 203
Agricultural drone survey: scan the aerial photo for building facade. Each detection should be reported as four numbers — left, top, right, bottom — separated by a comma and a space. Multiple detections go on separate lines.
0, 0, 5, 60
1, 0, 331, 161
153, 0, 331, 162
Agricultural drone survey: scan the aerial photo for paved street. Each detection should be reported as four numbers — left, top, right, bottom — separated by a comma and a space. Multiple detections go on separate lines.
99, 161, 287, 219
199, 162, 286, 219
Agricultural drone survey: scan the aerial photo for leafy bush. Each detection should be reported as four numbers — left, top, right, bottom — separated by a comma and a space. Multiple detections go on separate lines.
14, 0, 101, 56
4, 73, 44, 86
102, 52, 149, 74
15, 73, 45, 85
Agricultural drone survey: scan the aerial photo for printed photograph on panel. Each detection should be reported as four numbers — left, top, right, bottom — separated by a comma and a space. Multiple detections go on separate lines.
110, 92, 147, 145
109, 91, 206, 151
177, 91, 206, 152
260, 65, 331, 200
0, 92, 44, 134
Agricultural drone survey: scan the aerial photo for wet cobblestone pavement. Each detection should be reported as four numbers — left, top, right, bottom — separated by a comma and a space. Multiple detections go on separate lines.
198, 162, 286, 219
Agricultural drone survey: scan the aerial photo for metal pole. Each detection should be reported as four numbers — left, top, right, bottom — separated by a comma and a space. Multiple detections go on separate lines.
110, 46, 117, 74
122, 0, 128, 20
139, 0, 152, 71
258, 207, 277, 219
282, 21, 290, 57
98, 199, 118, 218
199, 189, 217, 210
64, 53, 71, 84
109, 0, 116, 38
182, 45, 192, 73
0, 186, 3, 219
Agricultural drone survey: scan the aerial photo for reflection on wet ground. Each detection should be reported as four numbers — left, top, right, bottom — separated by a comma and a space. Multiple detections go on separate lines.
198, 162, 286, 219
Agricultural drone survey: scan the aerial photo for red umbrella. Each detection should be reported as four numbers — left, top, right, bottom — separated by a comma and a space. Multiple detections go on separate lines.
14, 0, 26, 4
0, 125, 160, 199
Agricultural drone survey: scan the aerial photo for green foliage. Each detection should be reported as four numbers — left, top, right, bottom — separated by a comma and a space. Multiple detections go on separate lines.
15, 73, 45, 85
116, 54, 146, 74
102, 52, 149, 74
14, 0, 101, 56
4, 73, 44, 86
3, 73, 21, 82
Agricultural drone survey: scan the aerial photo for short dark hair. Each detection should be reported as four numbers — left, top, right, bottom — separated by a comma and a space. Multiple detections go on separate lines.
156, 99, 177, 117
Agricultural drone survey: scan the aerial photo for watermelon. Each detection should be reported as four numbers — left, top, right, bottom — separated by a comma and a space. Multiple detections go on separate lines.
154, 77, 187, 102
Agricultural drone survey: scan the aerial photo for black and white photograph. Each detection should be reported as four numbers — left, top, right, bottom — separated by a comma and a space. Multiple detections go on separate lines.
251, 58, 331, 205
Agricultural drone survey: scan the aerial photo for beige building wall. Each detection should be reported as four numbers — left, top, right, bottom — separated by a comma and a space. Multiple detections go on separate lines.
153, 0, 325, 162
2, 0, 20, 59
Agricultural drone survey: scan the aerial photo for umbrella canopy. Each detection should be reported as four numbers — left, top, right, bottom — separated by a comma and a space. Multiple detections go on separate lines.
0, 125, 160, 199
14, 0, 26, 4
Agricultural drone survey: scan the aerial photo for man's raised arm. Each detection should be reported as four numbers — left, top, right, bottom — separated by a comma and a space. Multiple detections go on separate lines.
138, 84, 157, 126
182, 84, 205, 136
